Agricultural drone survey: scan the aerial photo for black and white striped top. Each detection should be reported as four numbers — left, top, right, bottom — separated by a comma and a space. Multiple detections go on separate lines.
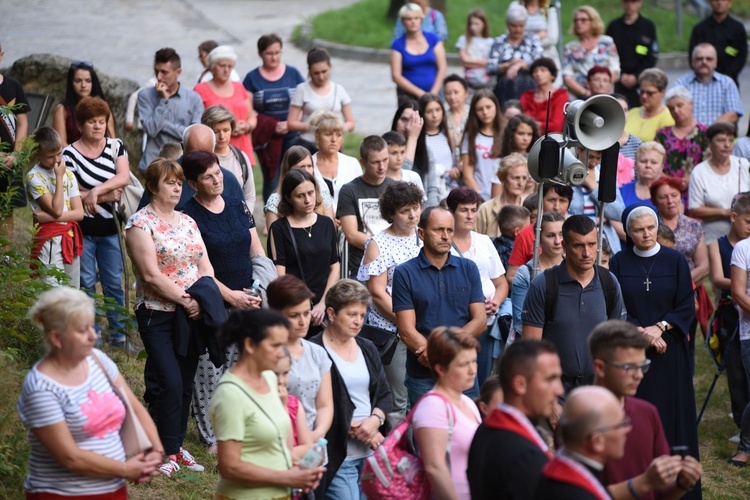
17, 349, 127, 495
63, 138, 127, 236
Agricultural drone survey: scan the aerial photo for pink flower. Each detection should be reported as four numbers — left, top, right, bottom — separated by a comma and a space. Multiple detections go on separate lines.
80, 389, 126, 438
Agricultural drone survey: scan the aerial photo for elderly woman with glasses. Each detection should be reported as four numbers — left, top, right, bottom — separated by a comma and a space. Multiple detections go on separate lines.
610, 204, 699, 466
562, 5, 620, 99
624, 68, 674, 142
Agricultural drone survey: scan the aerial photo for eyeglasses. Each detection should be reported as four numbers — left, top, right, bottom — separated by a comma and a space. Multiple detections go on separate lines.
638, 89, 659, 97
694, 56, 715, 62
71, 60, 94, 70
593, 415, 632, 433
604, 359, 651, 375
574, 17, 591, 23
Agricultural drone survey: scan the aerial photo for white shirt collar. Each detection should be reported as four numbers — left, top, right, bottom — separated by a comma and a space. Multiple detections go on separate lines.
633, 243, 660, 258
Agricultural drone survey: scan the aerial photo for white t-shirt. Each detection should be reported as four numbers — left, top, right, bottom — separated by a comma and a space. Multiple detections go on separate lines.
312, 152, 363, 213
461, 133, 501, 201
450, 231, 506, 324
17, 349, 127, 495
689, 156, 750, 243
291, 81, 352, 144
26, 164, 80, 215
732, 238, 750, 341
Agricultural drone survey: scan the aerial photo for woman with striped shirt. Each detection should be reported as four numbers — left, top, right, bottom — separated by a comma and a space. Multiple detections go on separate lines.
63, 97, 130, 347
18, 287, 163, 498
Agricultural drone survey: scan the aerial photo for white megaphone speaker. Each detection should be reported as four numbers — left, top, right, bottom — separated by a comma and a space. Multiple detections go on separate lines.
527, 134, 587, 186
564, 95, 625, 151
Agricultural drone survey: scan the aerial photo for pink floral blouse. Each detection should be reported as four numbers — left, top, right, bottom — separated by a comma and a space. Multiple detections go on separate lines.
126, 208, 204, 312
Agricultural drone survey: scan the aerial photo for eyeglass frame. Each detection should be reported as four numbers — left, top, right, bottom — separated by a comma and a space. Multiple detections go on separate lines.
603, 358, 651, 375
592, 415, 632, 434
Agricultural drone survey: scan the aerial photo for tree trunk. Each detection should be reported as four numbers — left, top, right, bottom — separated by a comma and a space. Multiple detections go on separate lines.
387, 0, 402, 20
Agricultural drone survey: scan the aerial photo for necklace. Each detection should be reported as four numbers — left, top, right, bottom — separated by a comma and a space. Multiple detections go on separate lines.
292, 213, 314, 237
639, 255, 659, 292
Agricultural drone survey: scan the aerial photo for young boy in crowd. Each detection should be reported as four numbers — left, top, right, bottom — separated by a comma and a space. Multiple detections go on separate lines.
26, 127, 83, 287
382, 131, 425, 198
493, 204, 530, 270
710, 193, 750, 440
159, 142, 183, 160
599, 237, 611, 268
523, 192, 538, 226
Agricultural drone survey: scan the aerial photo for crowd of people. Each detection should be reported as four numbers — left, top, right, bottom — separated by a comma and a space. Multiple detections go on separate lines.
5, 0, 750, 497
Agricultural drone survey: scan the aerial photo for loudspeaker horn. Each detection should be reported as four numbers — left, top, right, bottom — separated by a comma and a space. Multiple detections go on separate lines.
564, 95, 626, 151
527, 134, 588, 186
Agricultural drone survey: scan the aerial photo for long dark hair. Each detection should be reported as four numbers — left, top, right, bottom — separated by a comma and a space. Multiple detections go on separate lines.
63, 62, 106, 115
465, 89, 502, 167
416, 93, 455, 180
500, 114, 539, 157
278, 168, 321, 217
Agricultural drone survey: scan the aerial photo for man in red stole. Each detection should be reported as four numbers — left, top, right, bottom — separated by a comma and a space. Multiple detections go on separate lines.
535, 386, 627, 499
467, 340, 563, 499
591, 320, 703, 499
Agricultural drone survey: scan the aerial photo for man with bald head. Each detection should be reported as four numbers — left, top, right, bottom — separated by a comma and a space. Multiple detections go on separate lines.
137, 123, 244, 210
672, 42, 743, 125
535, 386, 628, 499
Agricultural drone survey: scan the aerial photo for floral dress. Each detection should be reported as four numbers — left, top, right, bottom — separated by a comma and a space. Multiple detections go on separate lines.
126, 208, 204, 311
655, 124, 708, 208
562, 35, 620, 95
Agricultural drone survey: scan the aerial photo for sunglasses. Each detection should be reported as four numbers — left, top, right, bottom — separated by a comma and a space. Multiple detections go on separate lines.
71, 60, 94, 70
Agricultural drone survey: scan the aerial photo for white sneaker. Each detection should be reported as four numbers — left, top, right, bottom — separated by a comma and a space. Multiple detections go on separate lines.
158, 460, 180, 478
729, 432, 741, 444
176, 447, 205, 472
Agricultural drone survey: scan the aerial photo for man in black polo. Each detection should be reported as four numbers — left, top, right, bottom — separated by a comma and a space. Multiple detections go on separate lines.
689, 0, 748, 86
606, 0, 658, 107
522, 215, 626, 393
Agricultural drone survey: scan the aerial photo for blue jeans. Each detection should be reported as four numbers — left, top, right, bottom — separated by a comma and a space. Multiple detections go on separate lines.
325, 457, 366, 500
405, 373, 479, 407
81, 233, 126, 343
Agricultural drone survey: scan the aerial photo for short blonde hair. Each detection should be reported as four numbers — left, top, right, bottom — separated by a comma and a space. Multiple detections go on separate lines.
497, 153, 528, 183
570, 6, 604, 37
28, 287, 95, 334
399, 3, 425, 18
635, 141, 666, 163
310, 110, 345, 140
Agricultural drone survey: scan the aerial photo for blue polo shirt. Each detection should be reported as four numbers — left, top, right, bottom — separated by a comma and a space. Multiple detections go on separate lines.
392, 249, 485, 379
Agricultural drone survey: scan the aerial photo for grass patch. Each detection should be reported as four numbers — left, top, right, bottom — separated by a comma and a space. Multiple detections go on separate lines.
309, 0, 701, 54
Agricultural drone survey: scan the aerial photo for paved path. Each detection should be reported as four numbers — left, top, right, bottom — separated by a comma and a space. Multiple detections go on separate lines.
2, 0, 749, 134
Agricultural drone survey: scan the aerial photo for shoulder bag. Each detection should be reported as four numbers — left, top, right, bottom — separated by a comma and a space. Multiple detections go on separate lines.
91, 351, 153, 458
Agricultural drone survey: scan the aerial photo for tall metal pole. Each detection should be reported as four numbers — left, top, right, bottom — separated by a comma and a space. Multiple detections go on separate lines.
530, 181, 546, 280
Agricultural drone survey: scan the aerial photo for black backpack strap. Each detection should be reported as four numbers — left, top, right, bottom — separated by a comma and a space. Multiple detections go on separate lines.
596, 265, 617, 318
543, 267, 559, 324
229, 144, 249, 186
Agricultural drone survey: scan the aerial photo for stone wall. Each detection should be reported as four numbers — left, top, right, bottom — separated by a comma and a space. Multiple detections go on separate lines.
1, 54, 144, 172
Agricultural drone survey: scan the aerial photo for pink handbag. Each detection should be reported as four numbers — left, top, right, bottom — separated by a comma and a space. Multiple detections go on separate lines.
361, 391, 455, 500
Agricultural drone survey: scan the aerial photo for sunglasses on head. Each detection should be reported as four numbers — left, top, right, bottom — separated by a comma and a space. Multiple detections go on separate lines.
71, 60, 94, 70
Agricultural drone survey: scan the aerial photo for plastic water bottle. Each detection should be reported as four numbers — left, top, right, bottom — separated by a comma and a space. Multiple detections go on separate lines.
299, 438, 328, 469
245, 279, 261, 302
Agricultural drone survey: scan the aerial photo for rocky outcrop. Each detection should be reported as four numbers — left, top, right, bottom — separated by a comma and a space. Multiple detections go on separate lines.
1, 54, 143, 171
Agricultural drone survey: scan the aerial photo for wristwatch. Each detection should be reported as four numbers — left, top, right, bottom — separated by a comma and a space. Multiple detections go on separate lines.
659, 320, 669, 331
372, 413, 385, 427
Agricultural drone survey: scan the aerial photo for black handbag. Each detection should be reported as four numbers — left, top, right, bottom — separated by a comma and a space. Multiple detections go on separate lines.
359, 324, 400, 365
